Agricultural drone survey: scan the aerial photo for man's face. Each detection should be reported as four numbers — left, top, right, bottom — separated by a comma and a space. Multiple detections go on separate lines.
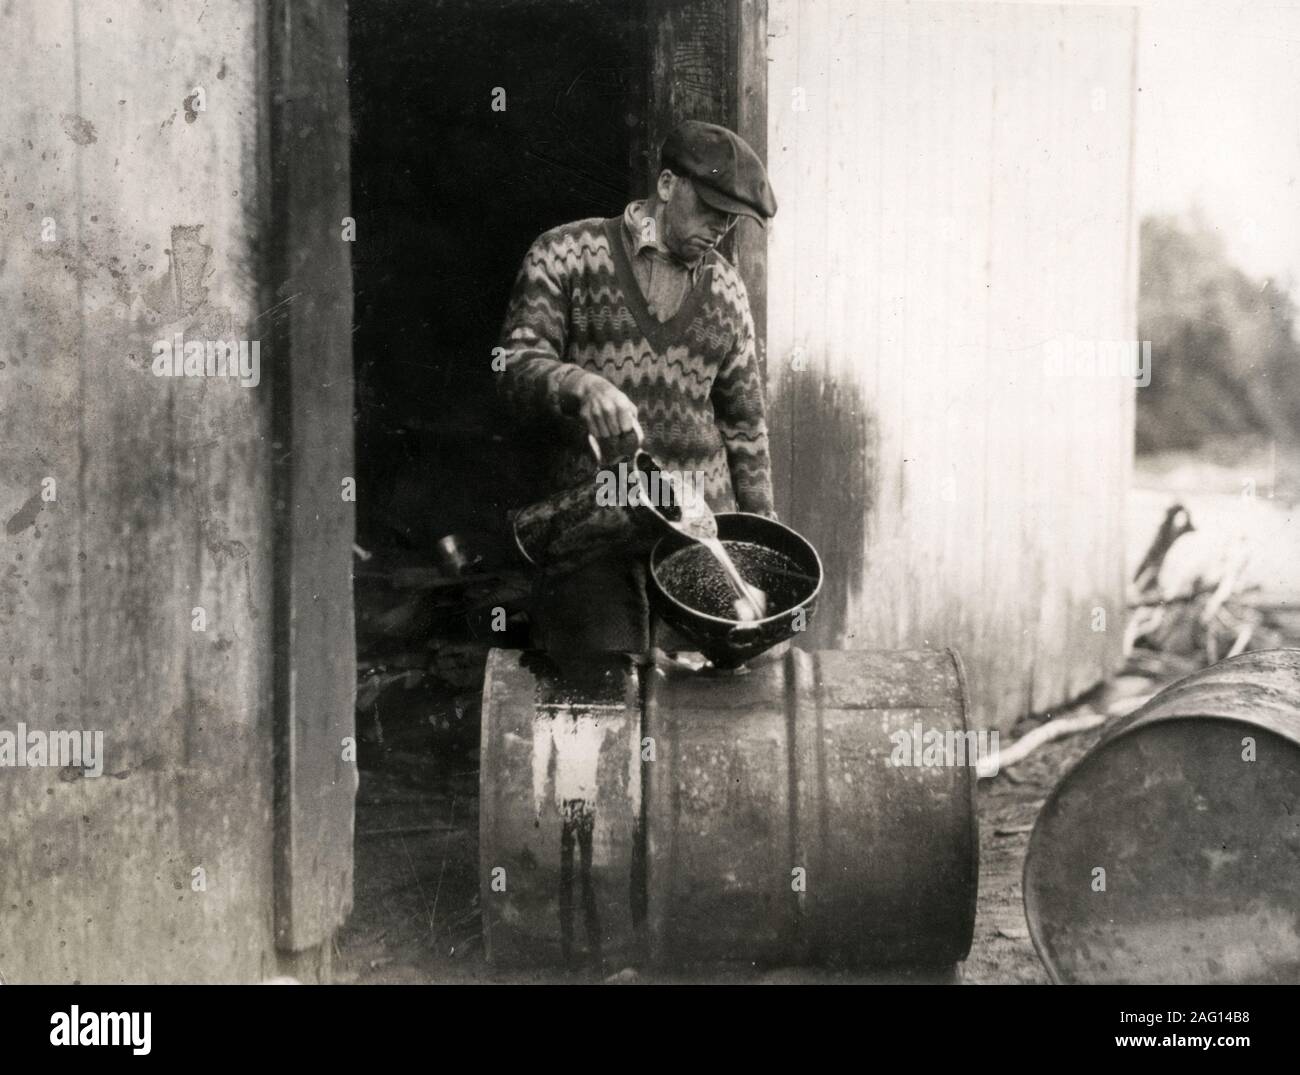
657, 171, 738, 261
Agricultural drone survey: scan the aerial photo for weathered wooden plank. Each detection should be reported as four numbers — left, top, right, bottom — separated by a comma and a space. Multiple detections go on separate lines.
267, 0, 357, 952
0, 0, 87, 984
818, 0, 861, 640
733, 0, 768, 377
646, 0, 774, 300
766, 0, 800, 519
645, 0, 772, 428
646, 0, 736, 174
0, 0, 276, 982
782, 0, 851, 643
981, 5, 1041, 723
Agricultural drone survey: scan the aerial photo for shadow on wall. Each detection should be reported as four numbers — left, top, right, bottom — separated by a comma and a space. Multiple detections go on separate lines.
774, 360, 876, 647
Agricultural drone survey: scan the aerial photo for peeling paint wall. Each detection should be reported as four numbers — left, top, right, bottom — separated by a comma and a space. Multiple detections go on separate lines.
0, 0, 276, 981
766, 0, 1138, 730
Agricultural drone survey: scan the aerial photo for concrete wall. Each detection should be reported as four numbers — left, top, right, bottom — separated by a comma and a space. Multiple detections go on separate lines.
765, 0, 1139, 729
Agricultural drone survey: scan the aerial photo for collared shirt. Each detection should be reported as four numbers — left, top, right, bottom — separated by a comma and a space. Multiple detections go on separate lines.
620, 199, 704, 323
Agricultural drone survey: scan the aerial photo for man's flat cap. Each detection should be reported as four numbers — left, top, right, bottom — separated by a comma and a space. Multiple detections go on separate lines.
661, 120, 778, 226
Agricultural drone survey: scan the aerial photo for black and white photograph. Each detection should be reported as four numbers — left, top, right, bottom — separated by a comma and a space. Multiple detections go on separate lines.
1, 0, 1298, 1040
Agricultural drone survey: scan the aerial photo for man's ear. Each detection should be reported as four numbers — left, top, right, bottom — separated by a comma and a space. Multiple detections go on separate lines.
656, 169, 677, 203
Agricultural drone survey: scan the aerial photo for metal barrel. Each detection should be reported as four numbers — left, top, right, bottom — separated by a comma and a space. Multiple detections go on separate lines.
479, 650, 645, 968
1023, 648, 1300, 984
480, 646, 979, 970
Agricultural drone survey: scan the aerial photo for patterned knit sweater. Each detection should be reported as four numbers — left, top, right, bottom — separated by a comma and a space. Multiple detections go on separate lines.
496, 214, 775, 517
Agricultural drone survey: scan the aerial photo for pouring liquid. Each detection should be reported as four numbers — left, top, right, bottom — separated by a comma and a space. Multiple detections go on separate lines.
656, 470, 767, 621
697, 535, 767, 621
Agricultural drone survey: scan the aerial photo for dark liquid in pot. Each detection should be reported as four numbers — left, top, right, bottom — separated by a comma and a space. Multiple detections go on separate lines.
656, 540, 814, 620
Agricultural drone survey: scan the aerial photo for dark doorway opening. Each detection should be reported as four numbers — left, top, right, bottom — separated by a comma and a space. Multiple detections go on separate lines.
351, 0, 649, 552
342, 0, 649, 981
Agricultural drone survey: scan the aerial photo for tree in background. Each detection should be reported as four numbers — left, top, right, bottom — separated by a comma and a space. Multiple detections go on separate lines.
1138, 213, 1300, 455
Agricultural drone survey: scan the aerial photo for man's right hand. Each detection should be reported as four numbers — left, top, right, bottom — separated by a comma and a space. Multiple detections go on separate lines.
573, 375, 643, 443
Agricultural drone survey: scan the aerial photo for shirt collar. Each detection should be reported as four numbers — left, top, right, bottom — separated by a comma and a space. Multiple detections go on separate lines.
622, 199, 704, 271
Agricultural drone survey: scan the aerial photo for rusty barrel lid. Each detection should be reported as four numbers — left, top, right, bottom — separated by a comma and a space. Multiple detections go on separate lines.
1024, 648, 1300, 984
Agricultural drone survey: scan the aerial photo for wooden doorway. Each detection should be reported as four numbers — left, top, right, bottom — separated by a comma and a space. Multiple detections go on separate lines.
266, 0, 769, 972
266, 0, 358, 960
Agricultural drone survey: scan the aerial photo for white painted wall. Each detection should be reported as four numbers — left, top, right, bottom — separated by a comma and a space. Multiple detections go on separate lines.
765, 0, 1139, 729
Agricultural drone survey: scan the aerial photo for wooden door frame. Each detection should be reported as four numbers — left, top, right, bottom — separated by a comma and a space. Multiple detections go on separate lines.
646, 0, 769, 373
257, 0, 769, 959
265, 0, 358, 956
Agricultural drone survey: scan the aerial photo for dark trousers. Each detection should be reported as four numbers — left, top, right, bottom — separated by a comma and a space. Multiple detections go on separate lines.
529, 553, 690, 656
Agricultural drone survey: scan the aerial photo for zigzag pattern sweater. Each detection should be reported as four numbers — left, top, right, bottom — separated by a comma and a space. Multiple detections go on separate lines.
497, 214, 775, 517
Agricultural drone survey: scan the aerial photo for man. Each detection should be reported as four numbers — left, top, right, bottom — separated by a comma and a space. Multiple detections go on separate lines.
497, 120, 778, 654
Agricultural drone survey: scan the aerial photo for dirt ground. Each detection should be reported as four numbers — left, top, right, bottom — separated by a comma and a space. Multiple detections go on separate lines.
335, 469, 1298, 985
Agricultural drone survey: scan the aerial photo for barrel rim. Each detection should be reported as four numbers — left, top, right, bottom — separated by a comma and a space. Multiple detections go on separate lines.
1023, 702, 1300, 984
478, 648, 506, 963
647, 511, 825, 628
946, 646, 981, 960
508, 509, 539, 568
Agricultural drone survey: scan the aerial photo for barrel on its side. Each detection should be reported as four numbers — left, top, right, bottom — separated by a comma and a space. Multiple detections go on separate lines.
1024, 648, 1300, 984
644, 647, 977, 967
480, 646, 979, 970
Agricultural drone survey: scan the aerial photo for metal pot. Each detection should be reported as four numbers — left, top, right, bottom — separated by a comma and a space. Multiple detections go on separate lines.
509, 433, 683, 576
647, 512, 823, 668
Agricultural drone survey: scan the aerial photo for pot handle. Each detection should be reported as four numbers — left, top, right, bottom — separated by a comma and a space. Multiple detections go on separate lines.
587, 419, 645, 465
